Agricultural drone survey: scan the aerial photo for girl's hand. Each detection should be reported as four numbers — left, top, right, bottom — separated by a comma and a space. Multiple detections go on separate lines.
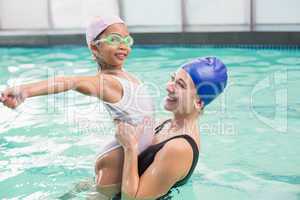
0, 87, 28, 109
116, 122, 143, 152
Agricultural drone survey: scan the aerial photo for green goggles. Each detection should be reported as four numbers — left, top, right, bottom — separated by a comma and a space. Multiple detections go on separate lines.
94, 33, 134, 48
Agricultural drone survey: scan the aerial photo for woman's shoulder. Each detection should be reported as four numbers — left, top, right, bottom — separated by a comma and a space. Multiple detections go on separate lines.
154, 135, 194, 165
155, 136, 194, 179
163, 136, 194, 156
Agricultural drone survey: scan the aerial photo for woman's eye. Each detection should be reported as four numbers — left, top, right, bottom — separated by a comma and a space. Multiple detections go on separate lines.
176, 81, 185, 89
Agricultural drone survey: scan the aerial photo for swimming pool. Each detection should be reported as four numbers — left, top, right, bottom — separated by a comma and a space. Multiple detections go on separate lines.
0, 45, 299, 199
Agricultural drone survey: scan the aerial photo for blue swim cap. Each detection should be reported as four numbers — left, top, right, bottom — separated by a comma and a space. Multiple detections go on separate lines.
182, 56, 228, 107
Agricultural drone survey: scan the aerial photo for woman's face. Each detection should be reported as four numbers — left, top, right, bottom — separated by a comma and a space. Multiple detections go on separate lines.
93, 23, 132, 68
164, 69, 202, 115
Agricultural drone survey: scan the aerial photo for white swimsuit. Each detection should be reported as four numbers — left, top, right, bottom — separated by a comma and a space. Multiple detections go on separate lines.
96, 75, 155, 159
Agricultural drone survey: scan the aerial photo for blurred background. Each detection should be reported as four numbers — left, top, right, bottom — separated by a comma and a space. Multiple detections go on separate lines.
0, 0, 300, 46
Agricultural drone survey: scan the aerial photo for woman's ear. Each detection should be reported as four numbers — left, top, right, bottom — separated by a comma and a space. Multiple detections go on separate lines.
194, 97, 204, 111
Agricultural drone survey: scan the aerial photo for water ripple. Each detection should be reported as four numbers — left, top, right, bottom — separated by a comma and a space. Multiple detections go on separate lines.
0, 46, 299, 199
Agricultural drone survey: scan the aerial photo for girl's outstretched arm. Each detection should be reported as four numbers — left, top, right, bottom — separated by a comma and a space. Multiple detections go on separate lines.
0, 75, 122, 109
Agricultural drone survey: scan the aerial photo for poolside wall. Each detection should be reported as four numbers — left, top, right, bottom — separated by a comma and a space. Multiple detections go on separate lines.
0, 0, 299, 46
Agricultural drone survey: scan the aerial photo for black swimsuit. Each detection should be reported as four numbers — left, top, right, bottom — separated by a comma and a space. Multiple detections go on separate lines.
113, 120, 199, 200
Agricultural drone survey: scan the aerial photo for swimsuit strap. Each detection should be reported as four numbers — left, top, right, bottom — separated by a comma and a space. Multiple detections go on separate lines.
154, 119, 172, 134
155, 134, 199, 200
171, 134, 199, 187
153, 120, 199, 187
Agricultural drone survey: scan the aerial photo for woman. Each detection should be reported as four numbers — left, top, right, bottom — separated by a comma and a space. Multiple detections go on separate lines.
96, 57, 228, 199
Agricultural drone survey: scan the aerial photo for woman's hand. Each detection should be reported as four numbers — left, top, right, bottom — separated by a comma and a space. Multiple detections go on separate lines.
0, 87, 28, 109
116, 122, 142, 152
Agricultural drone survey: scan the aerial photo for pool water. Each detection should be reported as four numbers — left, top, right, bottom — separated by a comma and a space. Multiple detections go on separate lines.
0, 46, 299, 200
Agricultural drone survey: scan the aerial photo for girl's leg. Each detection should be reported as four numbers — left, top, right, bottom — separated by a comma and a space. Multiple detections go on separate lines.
95, 146, 124, 198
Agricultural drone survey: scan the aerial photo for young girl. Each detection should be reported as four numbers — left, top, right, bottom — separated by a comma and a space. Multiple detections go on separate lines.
0, 16, 155, 166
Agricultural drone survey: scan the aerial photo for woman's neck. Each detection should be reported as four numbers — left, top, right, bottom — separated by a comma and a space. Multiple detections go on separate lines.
170, 113, 199, 136
168, 114, 201, 148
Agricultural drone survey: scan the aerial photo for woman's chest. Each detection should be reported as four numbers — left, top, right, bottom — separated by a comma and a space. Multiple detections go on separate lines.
152, 129, 182, 145
152, 128, 201, 149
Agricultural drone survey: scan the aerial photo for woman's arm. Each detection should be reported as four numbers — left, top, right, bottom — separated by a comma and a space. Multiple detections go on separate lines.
123, 140, 192, 200
121, 147, 140, 199
116, 123, 193, 200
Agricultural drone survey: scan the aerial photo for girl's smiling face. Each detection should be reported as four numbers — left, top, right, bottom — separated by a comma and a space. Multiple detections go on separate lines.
91, 23, 132, 68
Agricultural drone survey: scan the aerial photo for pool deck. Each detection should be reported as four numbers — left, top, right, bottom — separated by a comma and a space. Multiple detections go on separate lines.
0, 30, 300, 47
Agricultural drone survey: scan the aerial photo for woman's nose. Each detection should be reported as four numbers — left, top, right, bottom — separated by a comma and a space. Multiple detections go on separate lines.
166, 81, 175, 93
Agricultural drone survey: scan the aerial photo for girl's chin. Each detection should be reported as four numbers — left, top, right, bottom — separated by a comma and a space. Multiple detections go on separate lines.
104, 62, 123, 69
113, 56, 126, 63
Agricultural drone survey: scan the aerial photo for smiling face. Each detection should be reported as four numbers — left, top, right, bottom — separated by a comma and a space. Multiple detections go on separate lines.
91, 23, 131, 68
164, 69, 203, 116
